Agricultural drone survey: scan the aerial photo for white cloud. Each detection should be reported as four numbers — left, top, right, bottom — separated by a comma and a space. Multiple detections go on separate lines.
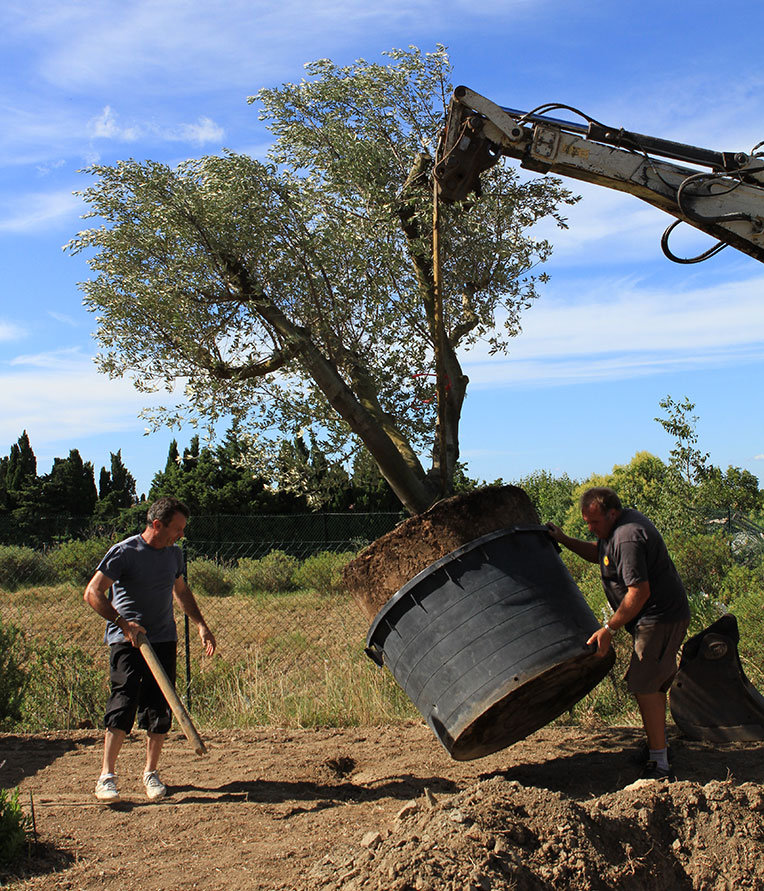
9, 347, 92, 370
0, 320, 27, 342
6, 0, 547, 95
88, 106, 141, 142
0, 190, 82, 233
463, 274, 764, 387
36, 158, 66, 177
87, 106, 223, 146
531, 185, 666, 266
0, 349, 179, 443
46, 311, 79, 328
175, 117, 225, 146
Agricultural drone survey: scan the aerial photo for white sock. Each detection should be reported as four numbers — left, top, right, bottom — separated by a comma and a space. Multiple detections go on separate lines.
650, 748, 669, 771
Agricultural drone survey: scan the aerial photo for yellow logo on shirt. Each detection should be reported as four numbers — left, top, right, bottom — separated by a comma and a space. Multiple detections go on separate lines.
603, 556, 610, 567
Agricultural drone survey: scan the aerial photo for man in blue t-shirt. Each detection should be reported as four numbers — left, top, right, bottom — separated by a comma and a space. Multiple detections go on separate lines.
547, 487, 690, 782
84, 496, 216, 803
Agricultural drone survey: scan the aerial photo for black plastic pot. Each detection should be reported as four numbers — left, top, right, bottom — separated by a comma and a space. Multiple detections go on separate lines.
670, 613, 764, 742
366, 525, 615, 760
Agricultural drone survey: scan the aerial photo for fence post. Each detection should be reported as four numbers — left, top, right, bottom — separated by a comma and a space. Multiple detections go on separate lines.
182, 540, 192, 711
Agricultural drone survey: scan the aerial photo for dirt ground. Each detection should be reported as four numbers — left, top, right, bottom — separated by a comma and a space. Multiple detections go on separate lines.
3, 721, 764, 890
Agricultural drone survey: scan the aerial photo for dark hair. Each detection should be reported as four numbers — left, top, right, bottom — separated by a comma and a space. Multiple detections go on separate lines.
580, 486, 622, 514
147, 496, 190, 526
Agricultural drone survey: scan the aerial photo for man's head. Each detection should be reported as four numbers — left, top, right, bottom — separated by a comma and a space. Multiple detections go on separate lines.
580, 487, 622, 540
145, 496, 190, 547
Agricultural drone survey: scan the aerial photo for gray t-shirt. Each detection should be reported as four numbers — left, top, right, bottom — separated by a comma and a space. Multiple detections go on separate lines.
97, 534, 185, 645
598, 508, 690, 632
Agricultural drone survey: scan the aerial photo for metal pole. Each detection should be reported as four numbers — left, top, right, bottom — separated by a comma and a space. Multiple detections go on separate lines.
182, 540, 192, 711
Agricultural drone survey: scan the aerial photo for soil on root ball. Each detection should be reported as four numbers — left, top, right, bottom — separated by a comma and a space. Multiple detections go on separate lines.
342, 485, 541, 622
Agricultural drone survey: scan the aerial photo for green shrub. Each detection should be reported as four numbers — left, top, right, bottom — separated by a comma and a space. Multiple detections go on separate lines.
233, 551, 298, 595
719, 563, 763, 609
666, 532, 732, 600
0, 788, 31, 866
686, 591, 727, 637
47, 537, 113, 587
187, 558, 233, 597
0, 545, 52, 591
20, 638, 105, 731
0, 620, 27, 729
293, 550, 355, 595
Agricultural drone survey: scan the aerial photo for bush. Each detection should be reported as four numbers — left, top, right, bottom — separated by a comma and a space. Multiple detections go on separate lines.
0, 545, 51, 591
666, 532, 732, 600
0, 788, 31, 866
686, 591, 727, 637
233, 551, 298, 595
0, 620, 27, 729
293, 550, 355, 595
187, 558, 233, 597
47, 537, 113, 587
719, 563, 762, 609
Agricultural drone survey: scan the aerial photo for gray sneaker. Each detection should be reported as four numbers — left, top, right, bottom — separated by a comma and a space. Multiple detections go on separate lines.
143, 770, 167, 801
95, 773, 120, 803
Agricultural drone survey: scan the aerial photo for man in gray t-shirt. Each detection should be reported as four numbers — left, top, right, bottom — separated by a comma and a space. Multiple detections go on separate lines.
84, 496, 215, 803
547, 487, 689, 782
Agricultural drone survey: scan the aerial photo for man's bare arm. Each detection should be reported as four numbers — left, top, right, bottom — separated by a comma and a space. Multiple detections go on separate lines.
173, 576, 216, 656
83, 570, 145, 646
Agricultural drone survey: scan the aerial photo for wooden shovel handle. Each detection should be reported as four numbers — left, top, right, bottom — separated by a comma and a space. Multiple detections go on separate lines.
137, 632, 207, 755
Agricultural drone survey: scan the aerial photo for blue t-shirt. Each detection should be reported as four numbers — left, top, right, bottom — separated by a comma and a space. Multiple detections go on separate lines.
97, 534, 185, 645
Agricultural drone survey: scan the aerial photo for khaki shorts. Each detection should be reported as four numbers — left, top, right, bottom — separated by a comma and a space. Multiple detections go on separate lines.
625, 619, 690, 695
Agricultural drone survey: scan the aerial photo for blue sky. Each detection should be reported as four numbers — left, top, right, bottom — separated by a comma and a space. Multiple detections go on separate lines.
2, 0, 764, 499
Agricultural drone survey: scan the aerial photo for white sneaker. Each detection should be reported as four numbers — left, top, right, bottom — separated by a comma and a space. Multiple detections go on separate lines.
95, 773, 120, 803
143, 770, 167, 801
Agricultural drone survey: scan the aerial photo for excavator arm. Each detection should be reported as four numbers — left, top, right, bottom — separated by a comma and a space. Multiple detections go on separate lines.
435, 86, 764, 264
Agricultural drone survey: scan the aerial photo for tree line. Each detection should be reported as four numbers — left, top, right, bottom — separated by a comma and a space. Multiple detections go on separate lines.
2, 396, 761, 551
0, 423, 407, 545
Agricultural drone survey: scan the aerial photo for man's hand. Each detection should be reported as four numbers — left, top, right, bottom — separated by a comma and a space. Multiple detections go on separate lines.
545, 523, 599, 563
123, 619, 147, 648
198, 624, 216, 657
587, 625, 613, 658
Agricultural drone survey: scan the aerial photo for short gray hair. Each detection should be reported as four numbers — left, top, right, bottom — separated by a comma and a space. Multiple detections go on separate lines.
147, 496, 190, 526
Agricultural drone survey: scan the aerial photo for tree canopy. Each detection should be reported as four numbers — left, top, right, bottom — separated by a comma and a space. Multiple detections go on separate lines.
67, 46, 574, 515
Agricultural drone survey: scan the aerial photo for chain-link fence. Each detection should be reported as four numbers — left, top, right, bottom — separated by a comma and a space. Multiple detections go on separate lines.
0, 512, 412, 732
1, 509, 763, 732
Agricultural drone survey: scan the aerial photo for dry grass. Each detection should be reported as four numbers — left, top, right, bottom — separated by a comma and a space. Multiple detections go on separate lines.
0, 584, 418, 730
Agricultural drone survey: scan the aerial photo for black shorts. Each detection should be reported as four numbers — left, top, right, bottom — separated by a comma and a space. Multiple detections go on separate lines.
104, 640, 177, 735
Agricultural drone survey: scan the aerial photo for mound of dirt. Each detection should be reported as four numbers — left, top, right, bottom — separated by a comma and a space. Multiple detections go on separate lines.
306, 773, 764, 890
343, 485, 540, 620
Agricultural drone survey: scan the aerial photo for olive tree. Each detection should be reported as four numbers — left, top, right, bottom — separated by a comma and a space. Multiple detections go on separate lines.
68, 47, 574, 515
